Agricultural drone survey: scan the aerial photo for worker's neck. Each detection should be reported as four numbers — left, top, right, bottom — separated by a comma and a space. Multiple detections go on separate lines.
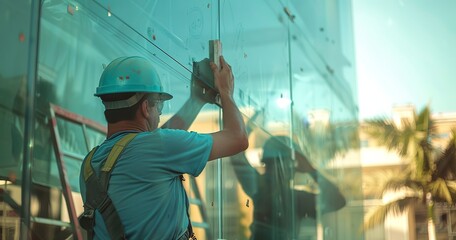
107, 120, 147, 138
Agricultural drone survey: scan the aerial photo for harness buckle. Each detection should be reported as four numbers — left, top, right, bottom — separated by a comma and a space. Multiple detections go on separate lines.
79, 208, 95, 230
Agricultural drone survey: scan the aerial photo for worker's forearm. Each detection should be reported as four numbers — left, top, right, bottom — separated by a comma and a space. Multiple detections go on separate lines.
161, 98, 205, 130
220, 93, 247, 143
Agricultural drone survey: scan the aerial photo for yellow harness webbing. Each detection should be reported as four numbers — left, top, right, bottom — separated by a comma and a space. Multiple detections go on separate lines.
79, 132, 138, 240
83, 132, 137, 181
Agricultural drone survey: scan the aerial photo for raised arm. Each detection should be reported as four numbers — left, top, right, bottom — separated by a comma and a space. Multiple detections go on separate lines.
160, 98, 206, 130
208, 56, 248, 160
161, 70, 212, 130
305, 166, 346, 213
315, 172, 346, 213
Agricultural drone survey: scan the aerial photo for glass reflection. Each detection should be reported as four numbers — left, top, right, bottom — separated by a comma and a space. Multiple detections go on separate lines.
231, 112, 346, 239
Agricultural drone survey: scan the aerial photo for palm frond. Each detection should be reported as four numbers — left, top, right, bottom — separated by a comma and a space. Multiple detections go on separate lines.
421, 139, 434, 174
435, 129, 456, 179
414, 147, 425, 179
364, 117, 427, 160
364, 118, 408, 156
446, 181, 456, 193
398, 123, 416, 157
413, 145, 434, 179
428, 178, 453, 204
415, 105, 432, 133
382, 177, 423, 195
364, 196, 419, 230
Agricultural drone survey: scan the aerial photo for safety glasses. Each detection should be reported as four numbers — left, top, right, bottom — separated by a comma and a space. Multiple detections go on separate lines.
146, 94, 164, 115
155, 100, 164, 115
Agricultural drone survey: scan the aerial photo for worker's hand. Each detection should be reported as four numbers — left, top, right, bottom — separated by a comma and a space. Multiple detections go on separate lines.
210, 56, 234, 99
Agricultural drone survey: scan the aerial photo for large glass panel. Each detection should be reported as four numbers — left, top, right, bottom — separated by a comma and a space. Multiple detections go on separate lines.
0, 0, 31, 185
0, 0, 37, 238
290, 1, 363, 239
221, 0, 292, 127
218, 0, 294, 239
1, 0, 362, 239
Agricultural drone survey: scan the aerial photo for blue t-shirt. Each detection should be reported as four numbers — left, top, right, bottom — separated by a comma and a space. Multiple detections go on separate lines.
79, 129, 212, 240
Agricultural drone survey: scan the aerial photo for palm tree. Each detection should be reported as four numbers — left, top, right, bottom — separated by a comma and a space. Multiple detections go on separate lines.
363, 106, 456, 240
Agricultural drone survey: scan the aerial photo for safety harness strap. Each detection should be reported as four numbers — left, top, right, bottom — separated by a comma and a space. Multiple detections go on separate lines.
80, 133, 138, 240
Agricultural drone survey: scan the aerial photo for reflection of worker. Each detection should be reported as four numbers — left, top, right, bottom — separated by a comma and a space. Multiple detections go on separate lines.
79, 56, 248, 239
231, 116, 346, 239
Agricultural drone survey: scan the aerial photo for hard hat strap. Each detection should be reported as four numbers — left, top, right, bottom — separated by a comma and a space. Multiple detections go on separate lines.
102, 93, 146, 110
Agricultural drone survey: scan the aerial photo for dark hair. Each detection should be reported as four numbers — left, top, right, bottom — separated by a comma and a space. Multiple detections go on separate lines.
101, 92, 147, 123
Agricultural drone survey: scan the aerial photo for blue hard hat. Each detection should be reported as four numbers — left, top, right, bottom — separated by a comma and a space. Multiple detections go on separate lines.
95, 56, 173, 101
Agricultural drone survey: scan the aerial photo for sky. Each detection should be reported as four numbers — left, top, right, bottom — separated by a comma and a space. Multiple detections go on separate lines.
352, 0, 456, 120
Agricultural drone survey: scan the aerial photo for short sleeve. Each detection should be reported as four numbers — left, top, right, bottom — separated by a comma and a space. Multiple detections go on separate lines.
144, 129, 212, 177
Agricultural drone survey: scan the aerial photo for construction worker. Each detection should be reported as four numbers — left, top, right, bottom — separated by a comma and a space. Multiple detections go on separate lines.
79, 55, 248, 239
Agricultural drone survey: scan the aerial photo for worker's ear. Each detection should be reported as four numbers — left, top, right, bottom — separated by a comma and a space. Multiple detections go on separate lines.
140, 99, 150, 118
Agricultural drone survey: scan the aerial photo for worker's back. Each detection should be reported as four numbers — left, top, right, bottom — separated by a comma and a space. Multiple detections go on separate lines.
79, 129, 212, 239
